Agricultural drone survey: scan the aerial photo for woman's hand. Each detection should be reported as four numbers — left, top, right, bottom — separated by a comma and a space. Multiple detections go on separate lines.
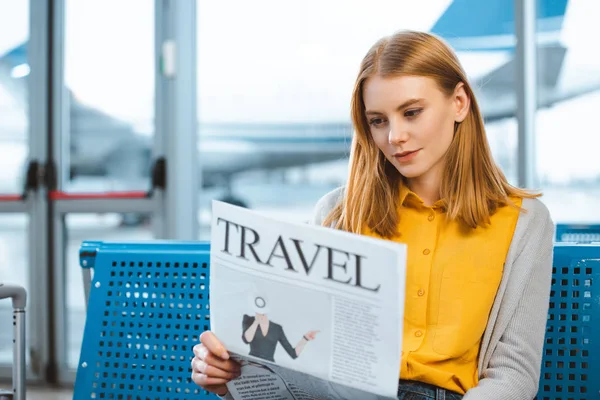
255, 313, 268, 325
304, 330, 320, 340
191, 331, 241, 396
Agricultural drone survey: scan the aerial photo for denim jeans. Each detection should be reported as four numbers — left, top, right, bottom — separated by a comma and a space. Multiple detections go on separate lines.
397, 380, 464, 400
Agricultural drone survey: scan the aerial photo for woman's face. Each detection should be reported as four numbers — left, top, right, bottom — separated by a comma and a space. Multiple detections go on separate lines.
363, 75, 469, 187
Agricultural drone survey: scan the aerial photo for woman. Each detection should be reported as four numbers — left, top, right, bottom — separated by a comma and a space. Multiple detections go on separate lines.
242, 295, 319, 362
191, 30, 554, 400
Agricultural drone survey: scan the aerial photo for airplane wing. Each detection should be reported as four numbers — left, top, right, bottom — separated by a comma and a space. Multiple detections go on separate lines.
474, 44, 567, 90
472, 44, 588, 122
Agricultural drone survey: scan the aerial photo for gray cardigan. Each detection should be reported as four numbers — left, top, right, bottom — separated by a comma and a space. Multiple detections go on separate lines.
312, 187, 555, 400
218, 187, 554, 400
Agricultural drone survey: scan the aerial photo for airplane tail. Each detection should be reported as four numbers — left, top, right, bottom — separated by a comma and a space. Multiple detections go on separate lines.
0, 43, 27, 68
0, 43, 27, 108
430, 0, 569, 51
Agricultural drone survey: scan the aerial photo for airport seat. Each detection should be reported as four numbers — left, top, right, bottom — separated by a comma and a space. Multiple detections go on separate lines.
74, 240, 216, 399
537, 243, 600, 400
73, 241, 599, 400
555, 223, 600, 243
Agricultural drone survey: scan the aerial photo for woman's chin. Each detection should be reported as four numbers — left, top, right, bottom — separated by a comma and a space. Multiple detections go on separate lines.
396, 166, 424, 180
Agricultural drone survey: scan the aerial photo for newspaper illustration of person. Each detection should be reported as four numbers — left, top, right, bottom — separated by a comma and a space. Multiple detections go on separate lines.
242, 292, 319, 363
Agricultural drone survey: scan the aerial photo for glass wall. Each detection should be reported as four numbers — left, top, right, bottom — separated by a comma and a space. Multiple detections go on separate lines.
0, 0, 30, 366
0, 215, 28, 365
61, 0, 156, 371
195, 0, 519, 239
0, 0, 29, 194
535, 0, 600, 223
63, 0, 155, 193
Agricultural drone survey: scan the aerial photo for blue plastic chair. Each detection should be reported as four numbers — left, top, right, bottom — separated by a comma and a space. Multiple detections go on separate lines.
555, 223, 600, 243
74, 240, 216, 399
537, 243, 600, 399
74, 240, 599, 399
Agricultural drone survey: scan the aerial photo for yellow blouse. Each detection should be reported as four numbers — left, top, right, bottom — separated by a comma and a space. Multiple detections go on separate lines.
363, 186, 521, 394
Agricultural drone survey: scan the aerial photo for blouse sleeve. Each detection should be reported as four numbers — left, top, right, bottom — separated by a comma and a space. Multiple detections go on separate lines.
241, 314, 254, 344
276, 325, 298, 360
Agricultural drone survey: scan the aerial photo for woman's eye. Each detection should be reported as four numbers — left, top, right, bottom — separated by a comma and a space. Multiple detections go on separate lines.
369, 118, 386, 127
405, 108, 423, 118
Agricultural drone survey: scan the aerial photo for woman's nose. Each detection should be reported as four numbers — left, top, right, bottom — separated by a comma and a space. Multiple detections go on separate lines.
388, 122, 409, 144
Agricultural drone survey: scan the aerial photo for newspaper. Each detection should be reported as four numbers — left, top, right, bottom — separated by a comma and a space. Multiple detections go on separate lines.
209, 200, 407, 400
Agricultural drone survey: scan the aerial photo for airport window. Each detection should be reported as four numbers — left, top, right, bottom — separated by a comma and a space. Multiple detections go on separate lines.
0, 215, 29, 365
0, 0, 31, 369
63, 0, 155, 193
535, 0, 600, 223
0, 0, 29, 195
61, 0, 156, 372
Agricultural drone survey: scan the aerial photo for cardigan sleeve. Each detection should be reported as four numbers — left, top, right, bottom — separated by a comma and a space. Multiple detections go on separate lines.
310, 186, 344, 226
463, 199, 555, 400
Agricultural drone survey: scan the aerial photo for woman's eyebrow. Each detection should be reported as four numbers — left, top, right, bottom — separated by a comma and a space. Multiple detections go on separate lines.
365, 98, 424, 115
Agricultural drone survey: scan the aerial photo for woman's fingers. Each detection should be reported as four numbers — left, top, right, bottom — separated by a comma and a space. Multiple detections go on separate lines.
191, 369, 232, 387
192, 331, 242, 395
193, 343, 241, 372
199, 331, 230, 360
192, 358, 241, 380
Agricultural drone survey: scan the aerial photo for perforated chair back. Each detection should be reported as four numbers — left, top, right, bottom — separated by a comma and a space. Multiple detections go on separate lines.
74, 240, 216, 400
555, 223, 600, 243
537, 243, 600, 399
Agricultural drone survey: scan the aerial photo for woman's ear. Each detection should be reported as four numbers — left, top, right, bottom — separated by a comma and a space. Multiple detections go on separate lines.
453, 82, 470, 123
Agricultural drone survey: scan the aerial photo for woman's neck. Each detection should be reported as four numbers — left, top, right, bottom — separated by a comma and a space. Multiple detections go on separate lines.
406, 173, 441, 207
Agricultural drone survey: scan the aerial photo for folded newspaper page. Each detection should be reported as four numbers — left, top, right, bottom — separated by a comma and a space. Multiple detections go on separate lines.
209, 200, 407, 400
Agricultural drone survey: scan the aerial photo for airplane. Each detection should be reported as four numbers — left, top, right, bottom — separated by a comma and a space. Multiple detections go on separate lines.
432, 0, 600, 121
1, 0, 598, 216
